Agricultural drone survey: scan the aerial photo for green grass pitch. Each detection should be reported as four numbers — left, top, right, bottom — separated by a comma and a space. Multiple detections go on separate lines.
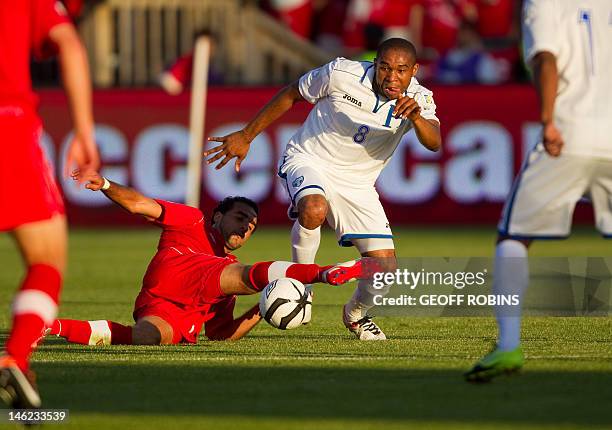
1, 226, 611, 429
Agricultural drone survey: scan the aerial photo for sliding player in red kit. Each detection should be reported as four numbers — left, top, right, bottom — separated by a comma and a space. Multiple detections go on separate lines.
0, 1, 99, 409
46, 169, 363, 346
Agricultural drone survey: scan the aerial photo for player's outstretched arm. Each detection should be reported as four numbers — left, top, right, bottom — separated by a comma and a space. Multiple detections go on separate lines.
71, 169, 162, 221
206, 305, 261, 341
204, 81, 305, 171
50, 23, 100, 176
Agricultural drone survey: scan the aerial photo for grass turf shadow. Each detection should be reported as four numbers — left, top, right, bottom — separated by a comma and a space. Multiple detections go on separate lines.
34, 362, 612, 427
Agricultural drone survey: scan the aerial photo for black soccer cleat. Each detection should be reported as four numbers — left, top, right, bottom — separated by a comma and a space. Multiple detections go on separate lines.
0, 355, 41, 409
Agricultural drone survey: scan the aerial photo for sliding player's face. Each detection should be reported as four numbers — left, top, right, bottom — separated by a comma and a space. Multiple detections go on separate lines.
374, 48, 418, 100
217, 202, 258, 251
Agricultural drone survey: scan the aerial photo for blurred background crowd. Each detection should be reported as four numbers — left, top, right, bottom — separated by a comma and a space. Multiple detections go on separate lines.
260, 0, 522, 84
34, 0, 525, 88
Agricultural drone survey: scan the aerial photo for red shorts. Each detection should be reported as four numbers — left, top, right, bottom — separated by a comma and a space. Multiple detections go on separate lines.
133, 253, 236, 344
132, 290, 212, 344
0, 107, 64, 231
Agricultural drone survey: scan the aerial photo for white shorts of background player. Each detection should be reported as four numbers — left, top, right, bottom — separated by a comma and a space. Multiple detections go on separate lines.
499, 144, 612, 239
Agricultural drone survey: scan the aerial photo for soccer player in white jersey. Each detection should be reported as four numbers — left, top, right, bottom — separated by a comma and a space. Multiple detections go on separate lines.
465, 0, 612, 381
204, 38, 441, 340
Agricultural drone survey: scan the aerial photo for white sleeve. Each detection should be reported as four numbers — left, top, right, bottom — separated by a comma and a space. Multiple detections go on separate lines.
298, 58, 341, 104
522, 0, 560, 63
415, 89, 439, 123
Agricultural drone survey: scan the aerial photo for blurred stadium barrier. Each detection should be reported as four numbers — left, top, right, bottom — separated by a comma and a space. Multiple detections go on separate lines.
79, 0, 331, 86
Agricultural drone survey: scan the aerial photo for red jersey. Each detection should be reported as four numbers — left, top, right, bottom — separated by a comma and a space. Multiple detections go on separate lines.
421, 0, 476, 56
135, 200, 238, 342
476, 0, 514, 38
370, 0, 419, 28
0, 0, 69, 109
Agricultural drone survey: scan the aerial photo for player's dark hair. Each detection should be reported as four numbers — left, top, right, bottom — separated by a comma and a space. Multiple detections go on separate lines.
376, 38, 417, 62
212, 196, 259, 218
364, 23, 385, 51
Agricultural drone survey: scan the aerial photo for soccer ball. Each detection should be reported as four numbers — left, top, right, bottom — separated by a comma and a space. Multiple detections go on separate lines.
259, 278, 312, 330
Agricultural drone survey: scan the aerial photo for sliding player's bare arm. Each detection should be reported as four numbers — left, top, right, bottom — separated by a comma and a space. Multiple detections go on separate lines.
206, 305, 262, 341
71, 169, 162, 221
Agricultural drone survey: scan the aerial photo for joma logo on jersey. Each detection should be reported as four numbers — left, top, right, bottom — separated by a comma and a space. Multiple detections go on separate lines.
343, 93, 362, 107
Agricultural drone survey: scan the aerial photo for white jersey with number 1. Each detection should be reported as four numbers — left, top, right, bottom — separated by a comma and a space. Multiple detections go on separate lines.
282, 57, 439, 185
523, 0, 612, 159
498, 0, 612, 238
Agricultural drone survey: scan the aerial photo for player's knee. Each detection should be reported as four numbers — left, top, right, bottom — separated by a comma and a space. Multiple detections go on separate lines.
132, 328, 160, 345
220, 263, 257, 295
369, 256, 397, 274
361, 249, 397, 273
379, 256, 398, 273
297, 195, 327, 228
133, 318, 174, 345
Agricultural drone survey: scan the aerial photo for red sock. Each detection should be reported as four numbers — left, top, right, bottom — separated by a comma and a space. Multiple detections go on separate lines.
50, 319, 91, 344
51, 319, 132, 345
5, 264, 61, 371
109, 322, 132, 345
248, 261, 324, 291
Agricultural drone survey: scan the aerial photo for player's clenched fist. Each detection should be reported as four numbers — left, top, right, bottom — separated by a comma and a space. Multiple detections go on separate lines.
542, 121, 564, 157
71, 169, 104, 190
393, 95, 421, 121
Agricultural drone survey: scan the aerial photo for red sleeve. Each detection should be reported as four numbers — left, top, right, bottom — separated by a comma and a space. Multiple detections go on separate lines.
204, 297, 237, 340
154, 199, 205, 228
168, 53, 194, 83
31, 0, 71, 59
62, 0, 84, 20
458, 0, 478, 18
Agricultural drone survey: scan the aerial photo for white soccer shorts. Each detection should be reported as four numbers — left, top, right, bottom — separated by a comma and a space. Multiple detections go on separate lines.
278, 154, 395, 251
499, 145, 612, 239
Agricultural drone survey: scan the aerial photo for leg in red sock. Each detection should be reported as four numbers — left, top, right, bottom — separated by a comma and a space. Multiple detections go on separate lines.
50, 319, 133, 345
5, 264, 61, 371
248, 259, 362, 291
248, 261, 324, 291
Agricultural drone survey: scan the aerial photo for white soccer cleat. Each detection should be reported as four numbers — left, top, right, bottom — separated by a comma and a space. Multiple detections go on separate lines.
342, 305, 387, 340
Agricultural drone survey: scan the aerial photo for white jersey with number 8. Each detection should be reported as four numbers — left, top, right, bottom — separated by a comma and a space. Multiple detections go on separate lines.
282, 57, 439, 184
